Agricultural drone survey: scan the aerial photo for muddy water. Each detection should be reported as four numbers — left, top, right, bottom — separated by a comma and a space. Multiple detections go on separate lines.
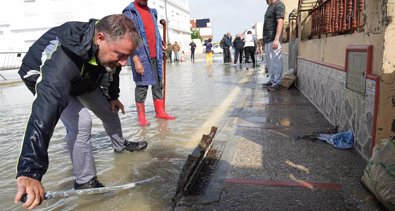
0, 58, 253, 211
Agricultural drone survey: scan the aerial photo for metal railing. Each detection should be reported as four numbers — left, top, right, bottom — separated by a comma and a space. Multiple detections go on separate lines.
310, 0, 364, 38
0, 52, 26, 71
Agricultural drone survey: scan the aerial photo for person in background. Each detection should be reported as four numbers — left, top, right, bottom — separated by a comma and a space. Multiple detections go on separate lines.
221, 33, 232, 63
123, 0, 176, 126
172, 41, 181, 63
244, 30, 257, 69
204, 38, 213, 64
189, 41, 197, 62
14, 14, 146, 210
166, 42, 173, 63
262, 0, 285, 91
233, 34, 245, 68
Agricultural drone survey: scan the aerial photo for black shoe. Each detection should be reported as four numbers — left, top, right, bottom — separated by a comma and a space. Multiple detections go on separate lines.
262, 82, 273, 88
124, 140, 148, 152
267, 84, 281, 91
74, 177, 105, 190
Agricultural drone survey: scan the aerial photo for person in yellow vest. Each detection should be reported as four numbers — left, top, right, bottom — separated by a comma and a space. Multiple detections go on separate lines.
204, 38, 213, 64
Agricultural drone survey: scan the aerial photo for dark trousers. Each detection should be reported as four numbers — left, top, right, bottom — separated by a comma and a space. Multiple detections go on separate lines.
234, 49, 244, 64
244, 46, 256, 66
135, 58, 163, 103
167, 52, 172, 63
223, 47, 231, 63
191, 49, 195, 61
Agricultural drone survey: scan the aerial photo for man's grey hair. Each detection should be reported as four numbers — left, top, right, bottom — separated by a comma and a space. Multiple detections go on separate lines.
96, 14, 142, 49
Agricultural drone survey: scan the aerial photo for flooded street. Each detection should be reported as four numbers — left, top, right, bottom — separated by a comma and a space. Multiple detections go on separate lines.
0, 55, 261, 211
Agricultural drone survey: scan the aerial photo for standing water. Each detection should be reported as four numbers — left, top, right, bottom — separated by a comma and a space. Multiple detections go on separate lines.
0, 56, 257, 210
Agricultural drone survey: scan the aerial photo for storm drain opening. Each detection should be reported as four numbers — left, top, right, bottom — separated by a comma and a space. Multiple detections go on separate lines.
173, 126, 224, 207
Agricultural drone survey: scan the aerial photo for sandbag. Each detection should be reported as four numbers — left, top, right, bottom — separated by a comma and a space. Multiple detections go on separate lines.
361, 139, 395, 210
281, 68, 297, 89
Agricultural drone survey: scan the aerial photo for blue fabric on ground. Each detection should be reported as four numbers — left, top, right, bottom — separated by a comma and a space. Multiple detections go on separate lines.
317, 130, 354, 149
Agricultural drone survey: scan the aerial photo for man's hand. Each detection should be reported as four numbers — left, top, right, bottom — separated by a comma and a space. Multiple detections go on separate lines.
110, 99, 125, 114
132, 55, 144, 75
15, 176, 44, 210
272, 39, 280, 50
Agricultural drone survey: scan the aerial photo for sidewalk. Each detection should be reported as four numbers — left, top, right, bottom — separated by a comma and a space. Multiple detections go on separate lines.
0, 69, 23, 86
176, 66, 385, 210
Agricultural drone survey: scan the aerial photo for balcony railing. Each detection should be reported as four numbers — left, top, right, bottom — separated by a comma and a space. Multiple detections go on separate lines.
310, 0, 364, 38
0, 52, 26, 71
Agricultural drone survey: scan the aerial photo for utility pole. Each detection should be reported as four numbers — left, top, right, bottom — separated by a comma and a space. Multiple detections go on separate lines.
164, 0, 170, 43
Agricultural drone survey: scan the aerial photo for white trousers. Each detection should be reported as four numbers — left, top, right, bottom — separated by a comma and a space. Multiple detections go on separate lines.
265, 41, 283, 85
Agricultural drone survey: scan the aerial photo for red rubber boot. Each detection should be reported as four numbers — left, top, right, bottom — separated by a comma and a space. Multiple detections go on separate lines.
136, 102, 149, 126
154, 99, 176, 120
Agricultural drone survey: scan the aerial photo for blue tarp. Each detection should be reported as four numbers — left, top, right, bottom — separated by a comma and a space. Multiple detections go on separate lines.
317, 130, 354, 149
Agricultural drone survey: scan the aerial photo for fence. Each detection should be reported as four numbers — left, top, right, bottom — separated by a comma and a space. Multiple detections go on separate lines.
0, 52, 26, 71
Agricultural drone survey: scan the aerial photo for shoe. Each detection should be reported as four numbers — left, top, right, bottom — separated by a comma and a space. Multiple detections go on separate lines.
74, 177, 105, 190
268, 84, 281, 91
124, 140, 148, 152
262, 82, 273, 88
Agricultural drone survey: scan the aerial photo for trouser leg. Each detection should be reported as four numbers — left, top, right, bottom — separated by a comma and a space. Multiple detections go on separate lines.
60, 96, 96, 184
266, 42, 283, 85
77, 87, 126, 152
265, 43, 274, 82
135, 59, 163, 102
174, 52, 178, 61
135, 85, 149, 103
244, 48, 250, 66
225, 48, 230, 63
250, 47, 256, 67
151, 59, 164, 100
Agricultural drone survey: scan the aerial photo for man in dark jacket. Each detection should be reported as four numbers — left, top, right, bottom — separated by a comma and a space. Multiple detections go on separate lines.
221, 33, 233, 63
15, 14, 146, 210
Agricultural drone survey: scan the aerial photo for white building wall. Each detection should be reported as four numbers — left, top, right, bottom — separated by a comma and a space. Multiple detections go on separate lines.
254, 22, 264, 40
0, 0, 191, 52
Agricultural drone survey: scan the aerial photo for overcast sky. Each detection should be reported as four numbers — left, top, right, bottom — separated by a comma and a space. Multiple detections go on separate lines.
189, 0, 268, 41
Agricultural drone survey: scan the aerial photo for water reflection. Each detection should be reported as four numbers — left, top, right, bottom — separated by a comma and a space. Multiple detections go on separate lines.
0, 60, 249, 210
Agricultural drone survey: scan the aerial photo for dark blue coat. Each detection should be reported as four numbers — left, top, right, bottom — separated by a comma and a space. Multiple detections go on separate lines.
123, 3, 164, 86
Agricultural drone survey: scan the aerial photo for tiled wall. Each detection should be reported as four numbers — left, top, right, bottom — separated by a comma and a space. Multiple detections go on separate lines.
296, 58, 376, 160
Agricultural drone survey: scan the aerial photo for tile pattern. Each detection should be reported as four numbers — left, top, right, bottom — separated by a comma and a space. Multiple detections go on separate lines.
296, 59, 375, 159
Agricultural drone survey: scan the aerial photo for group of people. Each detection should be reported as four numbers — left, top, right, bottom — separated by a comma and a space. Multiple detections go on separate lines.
165, 41, 181, 63
231, 31, 260, 69
203, 0, 285, 92
15, 0, 176, 209
14, 0, 286, 209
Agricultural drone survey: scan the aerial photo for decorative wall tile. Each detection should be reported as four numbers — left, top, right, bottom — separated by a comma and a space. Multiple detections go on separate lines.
297, 59, 376, 159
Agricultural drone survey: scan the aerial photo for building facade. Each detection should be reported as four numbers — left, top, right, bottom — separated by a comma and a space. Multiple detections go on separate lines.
0, 0, 191, 53
281, 0, 394, 160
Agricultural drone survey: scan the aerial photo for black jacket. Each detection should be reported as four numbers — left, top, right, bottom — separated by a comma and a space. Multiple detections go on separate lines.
233, 37, 245, 50
17, 19, 120, 181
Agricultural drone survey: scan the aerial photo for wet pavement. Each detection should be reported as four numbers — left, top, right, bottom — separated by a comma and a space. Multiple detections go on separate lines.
0, 54, 386, 210
173, 56, 385, 211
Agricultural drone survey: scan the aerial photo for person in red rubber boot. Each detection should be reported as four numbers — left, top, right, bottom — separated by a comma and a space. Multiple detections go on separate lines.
123, 0, 176, 126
